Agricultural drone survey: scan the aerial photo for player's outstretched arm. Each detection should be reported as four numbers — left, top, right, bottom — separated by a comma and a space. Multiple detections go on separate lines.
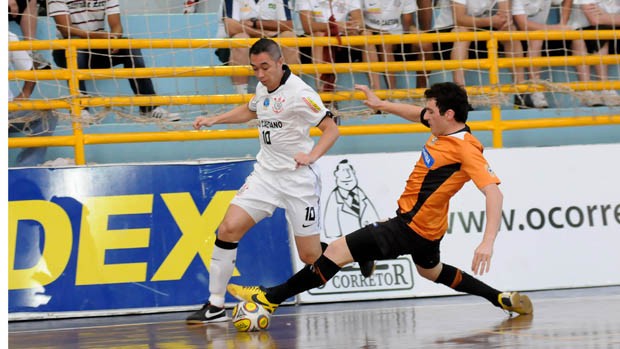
354, 84, 425, 123
471, 183, 503, 275
294, 115, 340, 167
193, 104, 256, 129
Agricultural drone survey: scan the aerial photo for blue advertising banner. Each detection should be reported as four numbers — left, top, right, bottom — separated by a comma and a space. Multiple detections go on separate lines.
8, 160, 293, 318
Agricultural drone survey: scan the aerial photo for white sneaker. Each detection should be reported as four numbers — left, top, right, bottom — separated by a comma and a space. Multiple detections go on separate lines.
42, 157, 76, 166
530, 92, 549, 108
142, 106, 181, 122
581, 91, 604, 107
601, 90, 620, 107
79, 108, 94, 121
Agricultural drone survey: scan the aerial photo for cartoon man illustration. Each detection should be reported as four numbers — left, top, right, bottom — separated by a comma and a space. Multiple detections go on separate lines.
323, 159, 379, 238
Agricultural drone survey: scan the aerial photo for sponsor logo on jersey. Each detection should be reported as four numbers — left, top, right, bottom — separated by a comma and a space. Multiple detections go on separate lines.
422, 145, 435, 168
302, 96, 322, 113
263, 98, 270, 108
272, 96, 285, 114
486, 164, 496, 177
259, 120, 283, 128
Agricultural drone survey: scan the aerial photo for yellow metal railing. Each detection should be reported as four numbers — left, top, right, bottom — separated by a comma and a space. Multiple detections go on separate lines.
8, 30, 620, 165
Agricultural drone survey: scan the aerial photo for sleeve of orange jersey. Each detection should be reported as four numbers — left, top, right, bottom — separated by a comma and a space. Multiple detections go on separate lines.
460, 142, 501, 189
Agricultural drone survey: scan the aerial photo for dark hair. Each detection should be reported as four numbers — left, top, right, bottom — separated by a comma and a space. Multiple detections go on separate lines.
424, 82, 469, 123
249, 38, 282, 61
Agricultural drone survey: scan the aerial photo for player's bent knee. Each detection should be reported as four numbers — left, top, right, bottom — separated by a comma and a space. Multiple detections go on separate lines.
416, 263, 442, 282
299, 251, 321, 265
216, 221, 245, 242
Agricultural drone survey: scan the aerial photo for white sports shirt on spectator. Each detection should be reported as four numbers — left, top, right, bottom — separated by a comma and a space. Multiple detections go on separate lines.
8, 32, 33, 102
248, 68, 330, 171
224, 0, 291, 21
362, 0, 418, 33
294, 0, 362, 23
434, 0, 504, 30
47, 0, 120, 38
512, 0, 553, 24
569, 0, 620, 29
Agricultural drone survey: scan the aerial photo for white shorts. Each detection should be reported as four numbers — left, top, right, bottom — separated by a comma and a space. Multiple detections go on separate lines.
230, 163, 322, 237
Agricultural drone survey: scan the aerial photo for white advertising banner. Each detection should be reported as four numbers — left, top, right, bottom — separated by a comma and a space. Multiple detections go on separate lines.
295, 143, 620, 303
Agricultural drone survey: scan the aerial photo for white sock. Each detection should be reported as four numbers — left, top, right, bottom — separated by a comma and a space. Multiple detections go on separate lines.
208, 244, 238, 307
234, 84, 248, 95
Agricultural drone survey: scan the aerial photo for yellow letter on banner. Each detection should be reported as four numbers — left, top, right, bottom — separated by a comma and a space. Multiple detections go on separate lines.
151, 191, 238, 281
75, 195, 153, 285
8, 200, 72, 290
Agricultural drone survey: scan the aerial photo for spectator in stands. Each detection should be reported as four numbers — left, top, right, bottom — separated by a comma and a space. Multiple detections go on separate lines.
362, 0, 433, 89
568, 0, 620, 106
295, 0, 381, 93
513, 0, 573, 108
48, 0, 180, 121
219, 0, 300, 95
433, 0, 526, 107
8, 0, 51, 69
9, 31, 58, 167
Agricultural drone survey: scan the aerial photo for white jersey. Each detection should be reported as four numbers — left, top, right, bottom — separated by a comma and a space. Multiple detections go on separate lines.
48, 0, 120, 39
362, 0, 418, 33
223, 0, 292, 21
249, 66, 330, 171
512, 0, 553, 24
434, 0, 502, 29
569, 0, 620, 28
294, 0, 362, 23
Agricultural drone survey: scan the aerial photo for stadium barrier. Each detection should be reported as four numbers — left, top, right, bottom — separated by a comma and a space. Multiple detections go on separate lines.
9, 30, 620, 165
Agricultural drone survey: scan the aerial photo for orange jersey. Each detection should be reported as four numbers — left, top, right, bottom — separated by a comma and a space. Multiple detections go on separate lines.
397, 126, 500, 240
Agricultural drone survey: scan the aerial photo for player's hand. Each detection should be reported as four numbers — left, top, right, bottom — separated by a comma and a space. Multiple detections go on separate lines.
355, 84, 384, 111
193, 116, 216, 129
491, 13, 509, 30
294, 152, 313, 168
471, 240, 494, 275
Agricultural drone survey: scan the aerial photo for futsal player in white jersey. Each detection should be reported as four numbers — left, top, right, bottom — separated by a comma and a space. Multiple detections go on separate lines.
186, 38, 340, 323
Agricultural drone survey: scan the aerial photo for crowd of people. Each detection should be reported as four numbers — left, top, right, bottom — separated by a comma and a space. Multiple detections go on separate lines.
8, 0, 620, 166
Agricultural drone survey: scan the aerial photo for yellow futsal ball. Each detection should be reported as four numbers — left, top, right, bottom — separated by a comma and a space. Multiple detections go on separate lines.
232, 301, 271, 332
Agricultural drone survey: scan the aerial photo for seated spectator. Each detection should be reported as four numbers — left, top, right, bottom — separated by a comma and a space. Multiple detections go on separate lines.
8, 0, 51, 69
513, 0, 573, 108
295, 0, 381, 93
362, 0, 433, 89
48, 0, 180, 121
433, 0, 526, 107
219, 0, 300, 95
9, 31, 58, 167
568, 0, 620, 106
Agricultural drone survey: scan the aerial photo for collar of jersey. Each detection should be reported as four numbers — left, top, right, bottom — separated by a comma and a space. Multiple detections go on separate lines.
267, 64, 292, 93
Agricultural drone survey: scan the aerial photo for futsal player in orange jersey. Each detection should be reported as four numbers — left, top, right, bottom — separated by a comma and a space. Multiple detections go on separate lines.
228, 81, 533, 316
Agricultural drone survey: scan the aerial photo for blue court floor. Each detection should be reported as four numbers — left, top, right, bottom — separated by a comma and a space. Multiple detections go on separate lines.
8, 286, 620, 348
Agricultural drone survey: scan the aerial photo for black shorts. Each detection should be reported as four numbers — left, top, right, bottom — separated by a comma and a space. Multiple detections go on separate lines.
431, 27, 497, 61
8, 0, 29, 24
345, 216, 442, 269
581, 26, 619, 54
299, 36, 362, 64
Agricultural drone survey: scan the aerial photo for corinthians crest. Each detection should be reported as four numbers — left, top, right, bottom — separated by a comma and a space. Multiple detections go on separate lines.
271, 96, 285, 114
